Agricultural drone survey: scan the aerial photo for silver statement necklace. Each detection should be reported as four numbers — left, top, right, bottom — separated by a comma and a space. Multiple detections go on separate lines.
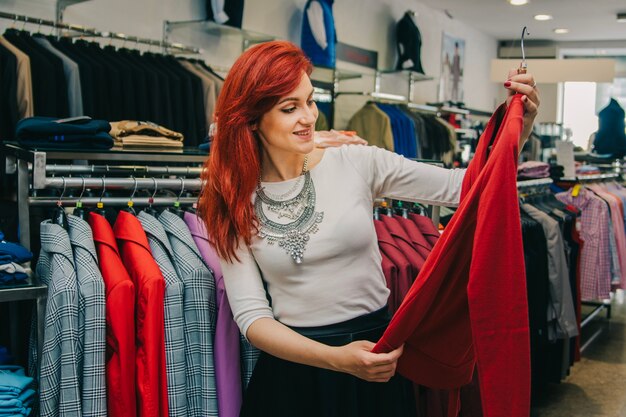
255, 155, 324, 264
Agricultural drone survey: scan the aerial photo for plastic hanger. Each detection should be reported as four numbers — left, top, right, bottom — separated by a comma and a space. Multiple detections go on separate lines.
73, 177, 88, 220
168, 178, 186, 219
53, 177, 69, 229
94, 177, 107, 218
143, 178, 160, 217
122, 176, 138, 215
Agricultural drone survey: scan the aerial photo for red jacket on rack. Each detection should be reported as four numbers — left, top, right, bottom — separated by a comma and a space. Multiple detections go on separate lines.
373, 97, 531, 417
114, 211, 169, 417
88, 212, 137, 417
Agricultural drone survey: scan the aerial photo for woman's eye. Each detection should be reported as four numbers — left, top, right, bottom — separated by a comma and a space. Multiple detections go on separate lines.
281, 107, 297, 114
307, 99, 316, 106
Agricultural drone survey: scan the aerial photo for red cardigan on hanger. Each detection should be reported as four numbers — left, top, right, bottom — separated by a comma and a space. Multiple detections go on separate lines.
373, 96, 530, 417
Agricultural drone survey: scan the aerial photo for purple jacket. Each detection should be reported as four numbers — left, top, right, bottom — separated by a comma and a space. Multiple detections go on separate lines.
184, 212, 242, 417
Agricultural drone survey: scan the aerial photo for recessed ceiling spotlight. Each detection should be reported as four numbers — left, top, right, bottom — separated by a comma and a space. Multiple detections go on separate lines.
553, 28, 569, 34
508, 0, 528, 5
534, 14, 553, 21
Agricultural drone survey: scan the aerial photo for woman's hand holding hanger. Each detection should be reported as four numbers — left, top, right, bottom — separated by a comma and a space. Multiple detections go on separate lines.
504, 68, 540, 149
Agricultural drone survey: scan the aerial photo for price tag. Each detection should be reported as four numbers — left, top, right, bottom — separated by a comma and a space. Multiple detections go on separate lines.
571, 184, 581, 197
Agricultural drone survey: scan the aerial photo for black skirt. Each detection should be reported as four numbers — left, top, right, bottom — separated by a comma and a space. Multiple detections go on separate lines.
240, 307, 416, 417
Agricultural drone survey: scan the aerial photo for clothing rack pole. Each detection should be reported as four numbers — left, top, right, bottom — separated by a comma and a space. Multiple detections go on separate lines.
43, 176, 202, 190
0, 11, 201, 54
560, 173, 620, 182
517, 178, 553, 188
29, 196, 197, 206
45, 164, 204, 176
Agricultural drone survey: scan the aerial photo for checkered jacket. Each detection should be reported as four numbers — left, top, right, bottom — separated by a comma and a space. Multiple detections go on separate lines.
158, 211, 217, 417
138, 211, 187, 417
37, 220, 82, 417
67, 215, 107, 417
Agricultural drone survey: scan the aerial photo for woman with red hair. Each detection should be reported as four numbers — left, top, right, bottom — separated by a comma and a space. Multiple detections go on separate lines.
198, 40, 539, 416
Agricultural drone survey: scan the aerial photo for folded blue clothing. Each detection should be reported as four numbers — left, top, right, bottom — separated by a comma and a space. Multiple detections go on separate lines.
0, 389, 34, 405
0, 405, 29, 415
0, 272, 28, 284
18, 132, 114, 150
16, 116, 114, 150
16, 116, 110, 138
0, 367, 32, 394
0, 240, 32, 264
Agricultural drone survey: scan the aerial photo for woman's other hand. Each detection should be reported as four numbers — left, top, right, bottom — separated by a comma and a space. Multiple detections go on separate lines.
330, 340, 403, 382
504, 68, 540, 149
315, 129, 368, 148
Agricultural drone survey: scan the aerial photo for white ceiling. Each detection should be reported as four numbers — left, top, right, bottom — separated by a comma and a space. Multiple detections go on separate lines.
416, 0, 626, 42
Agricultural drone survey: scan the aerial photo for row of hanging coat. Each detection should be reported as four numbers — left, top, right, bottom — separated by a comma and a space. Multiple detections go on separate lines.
0, 27, 224, 146
518, 183, 582, 394
31, 200, 258, 417
347, 101, 457, 164
372, 203, 440, 314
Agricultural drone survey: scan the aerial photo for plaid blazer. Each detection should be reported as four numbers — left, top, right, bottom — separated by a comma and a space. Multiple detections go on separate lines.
158, 210, 217, 417
138, 211, 187, 417
67, 215, 107, 417
37, 220, 82, 417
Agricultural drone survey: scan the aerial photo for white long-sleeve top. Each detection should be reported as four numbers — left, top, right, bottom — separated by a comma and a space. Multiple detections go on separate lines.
221, 145, 466, 337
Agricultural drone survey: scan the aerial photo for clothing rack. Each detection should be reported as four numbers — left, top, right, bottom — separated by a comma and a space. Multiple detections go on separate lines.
517, 178, 553, 188
0, 11, 201, 54
46, 164, 204, 176
560, 173, 621, 182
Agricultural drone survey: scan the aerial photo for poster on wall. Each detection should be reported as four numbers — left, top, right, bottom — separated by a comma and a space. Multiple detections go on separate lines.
438, 33, 465, 103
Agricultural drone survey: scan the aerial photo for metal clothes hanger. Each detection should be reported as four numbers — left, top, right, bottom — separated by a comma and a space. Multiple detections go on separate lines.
53, 177, 69, 229
94, 177, 107, 217
144, 177, 160, 217
123, 176, 138, 215
518, 26, 530, 75
73, 177, 88, 220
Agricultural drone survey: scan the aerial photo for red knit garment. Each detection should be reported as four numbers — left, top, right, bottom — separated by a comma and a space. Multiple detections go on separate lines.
373, 96, 530, 417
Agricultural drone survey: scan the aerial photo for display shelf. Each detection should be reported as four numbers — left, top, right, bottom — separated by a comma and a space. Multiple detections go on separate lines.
377, 69, 434, 82
164, 19, 275, 49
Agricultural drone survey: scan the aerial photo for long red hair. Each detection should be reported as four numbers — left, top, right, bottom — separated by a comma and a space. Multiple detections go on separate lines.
197, 41, 313, 262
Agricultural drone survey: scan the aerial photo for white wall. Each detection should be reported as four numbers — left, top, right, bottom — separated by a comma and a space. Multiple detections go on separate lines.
0, 0, 502, 128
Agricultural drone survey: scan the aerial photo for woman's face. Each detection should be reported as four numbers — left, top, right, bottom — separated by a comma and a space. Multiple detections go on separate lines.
256, 72, 318, 156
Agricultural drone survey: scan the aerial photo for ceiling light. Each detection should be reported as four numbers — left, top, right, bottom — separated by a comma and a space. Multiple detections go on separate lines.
508, 0, 528, 5
553, 28, 569, 34
534, 14, 553, 21
618, 13, 626, 23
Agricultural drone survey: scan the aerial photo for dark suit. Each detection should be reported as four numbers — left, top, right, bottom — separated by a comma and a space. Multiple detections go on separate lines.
396, 12, 424, 74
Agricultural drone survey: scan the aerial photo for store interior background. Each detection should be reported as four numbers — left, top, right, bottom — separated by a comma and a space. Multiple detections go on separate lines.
0, 0, 625, 415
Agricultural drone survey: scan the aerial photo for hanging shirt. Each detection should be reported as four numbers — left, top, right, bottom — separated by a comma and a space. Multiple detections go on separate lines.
36, 220, 82, 417
67, 215, 107, 417
183, 212, 242, 417
587, 184, 626, 287
158, 210, 217, 417
374, 219, 413, 313
137, 211, 188, 417
33, 37, 83, 117
520, 204, 578, 340
114, 211, 169, 417
301, 0, 336, 67
373, 97, 531, 417
0, 37, 34, 122
88, 213, 136, 417
556, 188, 612, 300
347, 102, 395, 151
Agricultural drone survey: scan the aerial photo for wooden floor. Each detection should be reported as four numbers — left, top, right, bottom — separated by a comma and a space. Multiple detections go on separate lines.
531, 294, 626, 417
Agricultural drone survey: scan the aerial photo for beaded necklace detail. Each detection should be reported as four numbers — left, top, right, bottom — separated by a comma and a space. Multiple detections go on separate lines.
255, 155, 324, 264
